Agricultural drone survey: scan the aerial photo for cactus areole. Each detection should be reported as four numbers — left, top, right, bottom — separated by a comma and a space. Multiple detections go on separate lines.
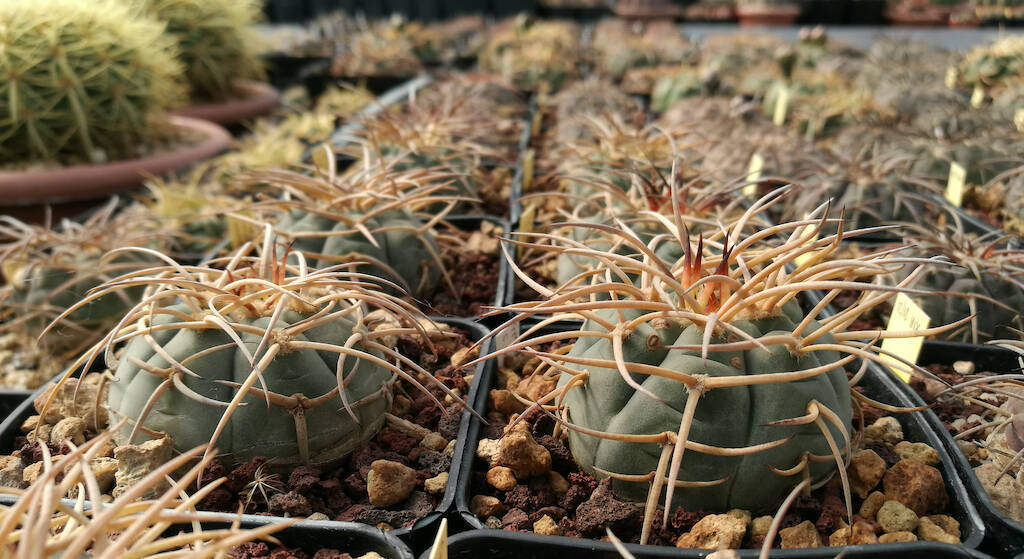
560, 302, 852, 512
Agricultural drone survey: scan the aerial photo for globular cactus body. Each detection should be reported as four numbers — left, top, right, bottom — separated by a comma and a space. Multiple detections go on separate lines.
0, 0, 184, 164
137, 0, 264, 101
560, 303, 851, 512
276, 208, 441, 297
108, 304, 391, 466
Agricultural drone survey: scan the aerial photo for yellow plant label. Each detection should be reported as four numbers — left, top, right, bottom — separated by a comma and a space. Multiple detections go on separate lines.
773, 85, 789, 126
521, 148, 535, 193
946, 161, 966, 207
428, 518, 448, 559
1015, 108, 1024, 132
744, 153, 764, 196
495, 320, 521, 367
880, 293, 931, 383
945, 66, 958, 89
793, 220, 820, 268
517, 203, 537, 260
971, 85, 985, 108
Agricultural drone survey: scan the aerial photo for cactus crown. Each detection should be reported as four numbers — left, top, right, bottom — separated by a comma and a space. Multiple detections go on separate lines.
472, 187, 959, 543
0, 0, 185, 165
0, 431, 291, 558
41, 228, 463, 468
136, 0, 265, 102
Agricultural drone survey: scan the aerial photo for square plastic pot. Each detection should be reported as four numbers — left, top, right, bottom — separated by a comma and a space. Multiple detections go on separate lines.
0, 316, 494, 553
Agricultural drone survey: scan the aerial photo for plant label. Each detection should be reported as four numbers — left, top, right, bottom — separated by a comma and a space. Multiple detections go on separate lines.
517, 203, 537, 259
495, 321, 521, 368
522, 148, 535, 193
226, 214, 260, 250
793, 218, 820, 268
880, 293, 931, 383
773, 85, 789, 126
946, 161, 966, 207
1015, 108, 1024, 132
744, 153, 764, 196
945, 66, 958, 89
428, 518, 448, 559
971, 85, 985, 108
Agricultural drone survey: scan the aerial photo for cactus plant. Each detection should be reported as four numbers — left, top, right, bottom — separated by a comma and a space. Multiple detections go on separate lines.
479, 18, 580, 91
43, 228, 463, 469
136, 0, 265, 102
0, 0, 185, 165
240, 160, 462, 299
474, 189, 957, 543
0, 431, 292, 558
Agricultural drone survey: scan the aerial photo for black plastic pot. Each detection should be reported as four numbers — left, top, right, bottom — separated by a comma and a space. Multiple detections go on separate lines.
846, 0, 887, 23
914, 341, 1024, 558
262, 54, 332, 92
421, 531, 994, 559
0, 316, 494, 553
799, 0, 850, 23
452, 295, 987, 555
188, 516, 414, 559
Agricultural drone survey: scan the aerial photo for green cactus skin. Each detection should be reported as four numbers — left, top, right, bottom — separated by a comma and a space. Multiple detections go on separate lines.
107, 304, 392, 467
651, 73, 702, 113
559, 302, 852, 512
137, 0, 264, 102
0, 0, 185, 165
275, 208, 441, 298
913, 265, 1024, 343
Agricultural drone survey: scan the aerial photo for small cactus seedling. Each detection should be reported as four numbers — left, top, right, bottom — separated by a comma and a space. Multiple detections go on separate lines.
136, 0, 265, 102
42, 227, 464, 469
0, 431, 292, 558
0, 0, 185, 165
238, 156, 468, 299
469, 188, 959, 543
479, 18, 580, 91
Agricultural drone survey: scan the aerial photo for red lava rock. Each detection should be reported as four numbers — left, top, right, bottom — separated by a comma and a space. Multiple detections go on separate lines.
816, 494, 846, 533
342, 473, 367, 499
503, 484, 534, 510
269, 548, 308, 559
502, 508, 531, 530
226, 456, 269, 493
231, 541, 270, 558
268, 491, 312, 517
573, 479, 642, 535
669, 508, 706, 532
528, 476, 559, 508
312, 551, 354, 559
379, 427, 418, 455
335, 504, 365, 523
531, 506, 567, 523
415, 449, 451, 476
287, 466, 321, 494
535, 434, 574, 471
197, 488, 235, 512
437, 406, 461, 439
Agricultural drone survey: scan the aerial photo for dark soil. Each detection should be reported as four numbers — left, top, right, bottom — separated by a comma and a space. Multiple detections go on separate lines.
14, 327, 476, 531
427, 228, 500, 316
477, 166, 514, 217
471, 338, 945, 547
230, 542, 359, 559
833, 290, 890, 331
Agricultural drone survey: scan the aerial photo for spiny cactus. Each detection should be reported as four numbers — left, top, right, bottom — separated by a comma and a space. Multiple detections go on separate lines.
0, 431, 292, 558
136, 0, 265, 102
472, 189, 958, 544
44, 228, 463, 469
0, 201, 157, 352
240, 159, 464, 299
897, 219, 1024, 343
0, 0, 185, 165
479, 18, 579, 91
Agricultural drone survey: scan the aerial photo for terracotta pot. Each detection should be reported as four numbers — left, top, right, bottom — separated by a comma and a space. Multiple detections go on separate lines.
170, 79, 280, 126
736, 4, 801, 24
0, 116, 231, 206
885, 7, 950, 24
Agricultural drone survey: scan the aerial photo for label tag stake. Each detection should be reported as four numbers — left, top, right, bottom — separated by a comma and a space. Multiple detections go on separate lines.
517, 203, 537, 260
793, 216, 821, 267
946, 161, 967, 207
744, 153, 764, 196
971, 85, 986, 108
879, 293, 931, 383
428, 518, 448, 559
773, 85, 789, 126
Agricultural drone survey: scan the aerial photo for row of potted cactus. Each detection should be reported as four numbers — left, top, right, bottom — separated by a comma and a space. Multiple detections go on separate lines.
3, 10, 1024, 559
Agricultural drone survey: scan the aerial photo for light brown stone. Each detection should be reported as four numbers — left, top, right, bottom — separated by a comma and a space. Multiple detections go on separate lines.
112, 436, 174, 500
420, 432, 448, 451
0, 455, 25, 489
490, 389, 527, 416
751, 515, 773, 537
424, 472, 448, 495
549, 471, 569, 494
877, 500, 919, 533
489, 430, 551, 479
894, 441, 940, 466
879, 531, 918, 543
848, 449, 887, 498
883, 459, 948, 516
864, 416, 904, 444
534, 514, 561, 536
49, 417, 86, 446
487, 466, 517, 490
515, 372, 558, 402
779, 520, 822, 549
859, 491, 886, 519
367, 460, 416, 507
917, 517, 960, 544
22, 462, 44, 486
675, 514, 746, 550
470, 495, 505, 518
925, 515, 960, 539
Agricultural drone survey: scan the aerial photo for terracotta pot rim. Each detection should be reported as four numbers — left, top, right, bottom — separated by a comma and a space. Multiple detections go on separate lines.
170, 79, 280, 126
0, 116, 231, 206
735, 4, 801, 16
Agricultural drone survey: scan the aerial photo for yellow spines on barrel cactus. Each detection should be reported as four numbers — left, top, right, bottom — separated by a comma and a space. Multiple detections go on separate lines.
0, 0, 185, 165
135, 0, 265, 102
470, 187, 962, 544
